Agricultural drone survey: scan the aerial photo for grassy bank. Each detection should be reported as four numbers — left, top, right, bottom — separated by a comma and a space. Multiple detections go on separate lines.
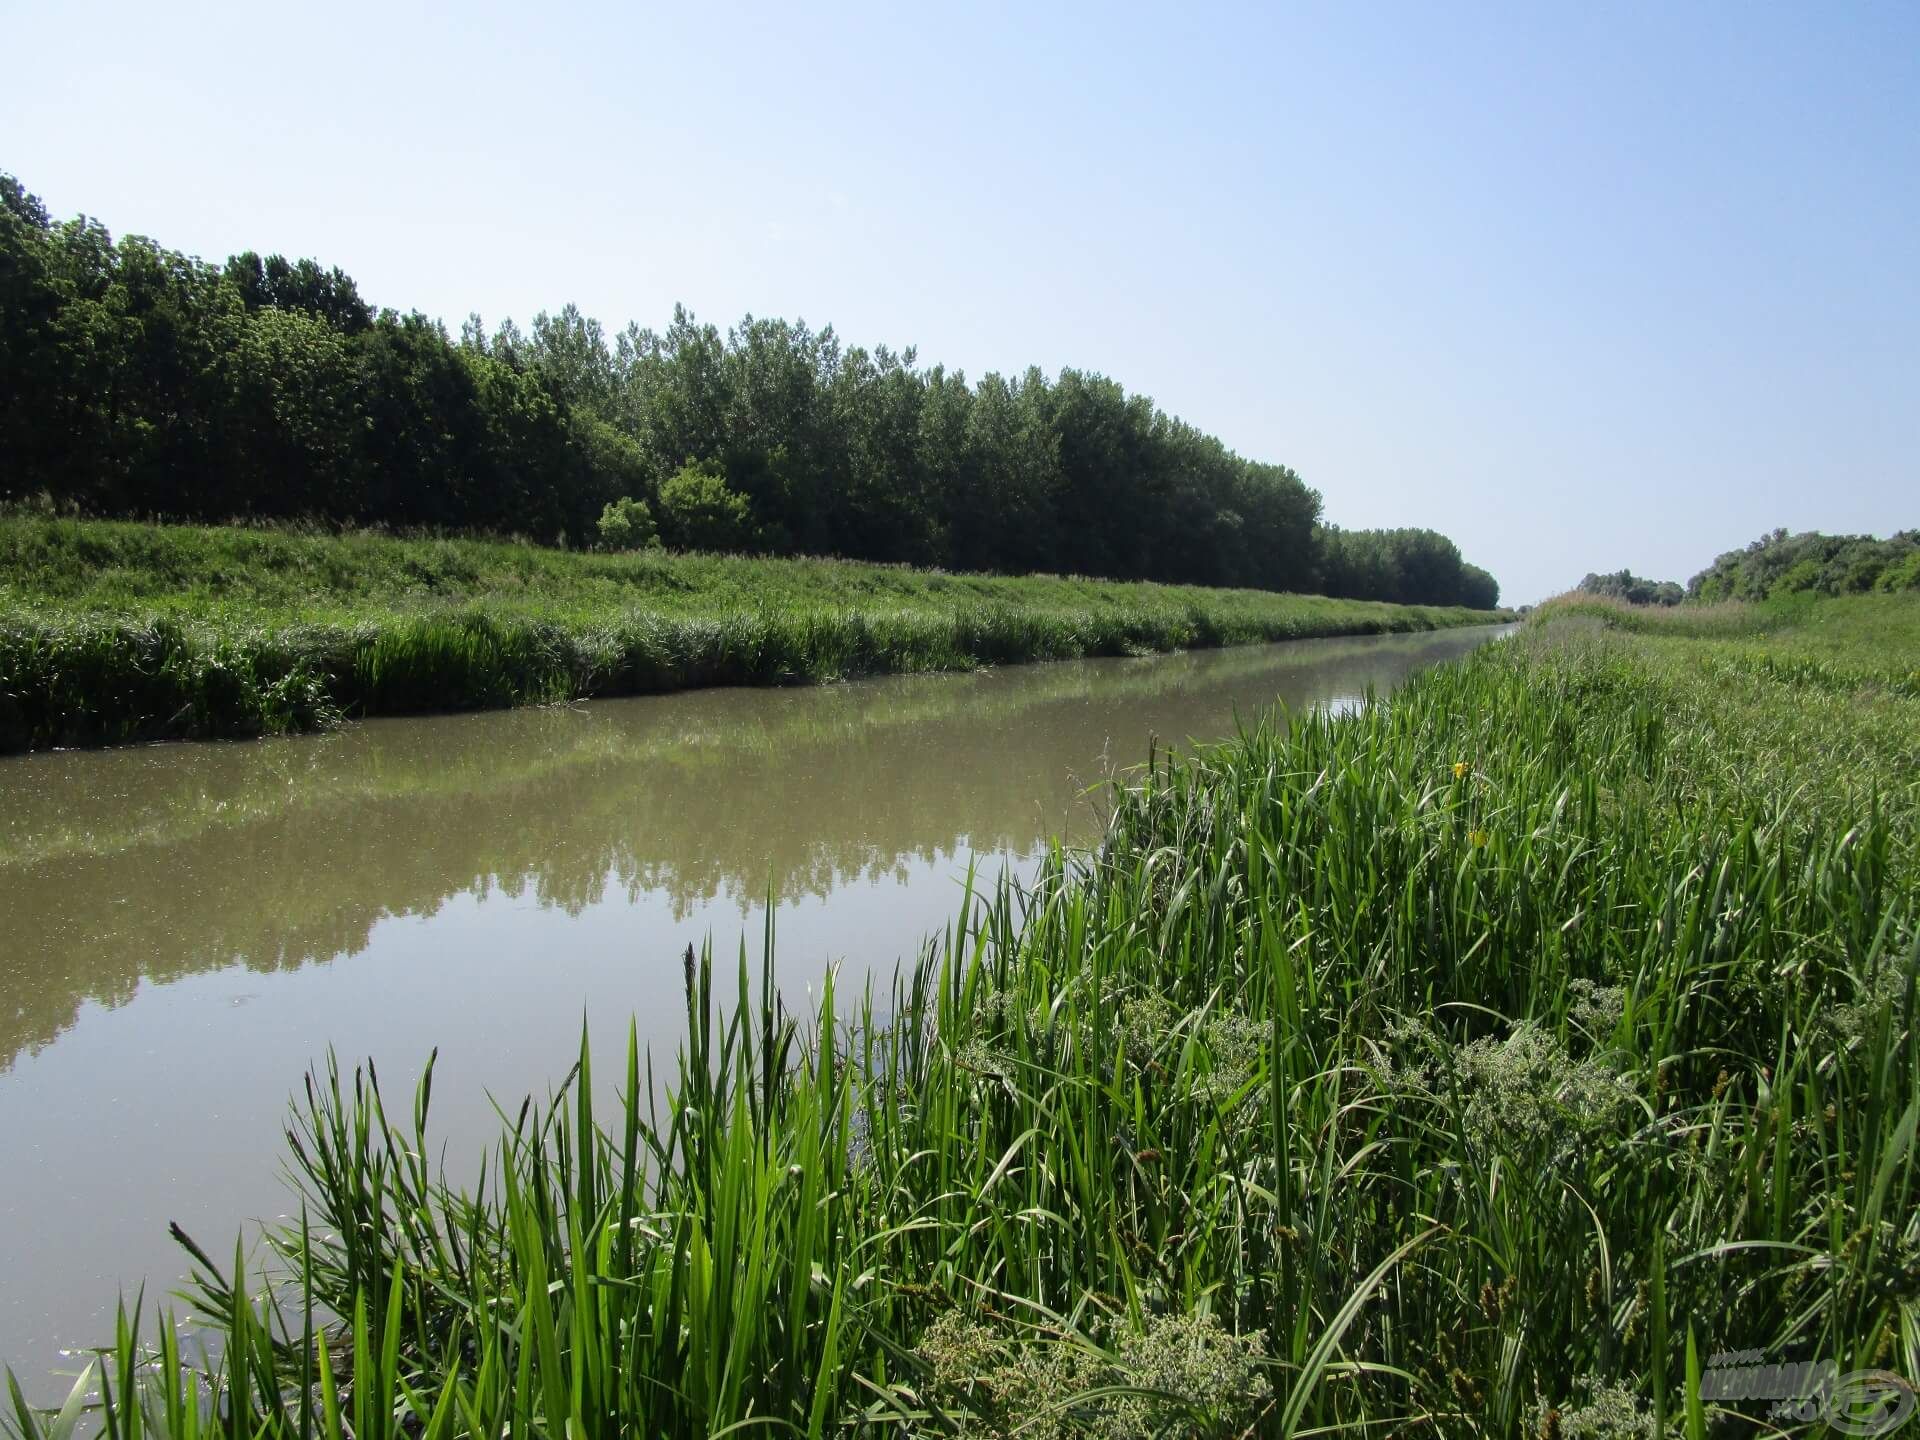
0, 516, 1506, 752
11, 593, 1915, 1437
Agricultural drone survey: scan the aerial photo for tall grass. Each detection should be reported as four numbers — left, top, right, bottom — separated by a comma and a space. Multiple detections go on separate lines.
1539, 591, 1920, 701
0, 515, 1507, 751
8, 609, 1915, 1436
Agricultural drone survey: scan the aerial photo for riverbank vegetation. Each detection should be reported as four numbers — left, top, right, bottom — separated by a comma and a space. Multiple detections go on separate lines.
1574, 528, 1919, 608
0, 171, 1497, 609
10, 591, 1914, 1436
1542, 590, 1920, 697
1686, 527, 1920, 602
0, 514, 1503, 752
1575, 569, 1685, 606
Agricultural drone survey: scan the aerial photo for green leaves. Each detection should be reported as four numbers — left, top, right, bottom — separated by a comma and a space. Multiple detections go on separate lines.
5, 1364, 91, 1440
0, 167, 1514, 600
655, 461, 754, 554
594, 496, 658, 552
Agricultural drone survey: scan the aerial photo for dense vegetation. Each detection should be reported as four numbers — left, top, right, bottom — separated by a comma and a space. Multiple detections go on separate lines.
1686, 527, 1920, 602
10, 592, 1913, 1437
1575, 569, 1684, 606
0, 514, 1501, 752
1570, 531, 1918, 611
0, 171, 1497, 609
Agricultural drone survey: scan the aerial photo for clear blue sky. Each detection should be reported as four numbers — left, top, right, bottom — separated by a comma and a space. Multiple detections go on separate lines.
4, 0, 1915, 603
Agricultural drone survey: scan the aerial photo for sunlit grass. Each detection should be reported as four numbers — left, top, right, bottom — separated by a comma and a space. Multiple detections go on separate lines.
0, 515, 1505, 750
6, 599, 1915, 1437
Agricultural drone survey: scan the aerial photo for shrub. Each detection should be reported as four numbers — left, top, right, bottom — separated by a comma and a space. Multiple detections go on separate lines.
1876, 548, 1920, 593
656, 460, 754, 552
596, 495, 659, 551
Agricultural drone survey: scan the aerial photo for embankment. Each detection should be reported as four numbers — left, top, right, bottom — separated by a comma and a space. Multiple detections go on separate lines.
0, 515, 1508, 750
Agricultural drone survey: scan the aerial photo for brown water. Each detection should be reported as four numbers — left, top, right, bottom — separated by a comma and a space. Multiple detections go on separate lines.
0, 625, 1504, 1394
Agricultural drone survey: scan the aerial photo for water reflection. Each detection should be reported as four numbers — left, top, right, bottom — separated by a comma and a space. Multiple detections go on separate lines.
0, 629, 1501, 1072
0, 626, 1501, 1388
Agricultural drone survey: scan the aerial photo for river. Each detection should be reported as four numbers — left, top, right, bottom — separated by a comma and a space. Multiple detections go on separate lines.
0, 624, 1505, 1396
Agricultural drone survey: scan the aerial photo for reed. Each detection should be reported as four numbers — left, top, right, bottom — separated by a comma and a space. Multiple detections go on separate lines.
7, 600, 1914, 1437
0, 515, 1506, 751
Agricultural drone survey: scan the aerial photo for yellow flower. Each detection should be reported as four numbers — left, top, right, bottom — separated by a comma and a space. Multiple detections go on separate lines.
1469, 829, 1489, 847
1453, 761, 1470, 779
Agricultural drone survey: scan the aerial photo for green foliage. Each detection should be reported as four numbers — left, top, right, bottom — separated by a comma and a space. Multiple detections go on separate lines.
1576, 568, 1684, 605
0, 514, 1502, 750
1318, 525, 1502, 608
1878, 547, 1920, 594
655, 459, 752, 552
594, 495, 658, 551
0, 168, 1501, 603
1688, 526, 1920, 601
10, 598, 1915, 1435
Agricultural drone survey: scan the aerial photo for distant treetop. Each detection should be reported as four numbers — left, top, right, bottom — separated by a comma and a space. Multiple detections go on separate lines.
1575, 570, 1685, 606
1686, 528, 1920, 601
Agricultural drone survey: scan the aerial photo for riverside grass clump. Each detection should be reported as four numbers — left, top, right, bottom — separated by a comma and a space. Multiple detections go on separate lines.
0, 515, 1504, 751
9, 600, 1918, 1438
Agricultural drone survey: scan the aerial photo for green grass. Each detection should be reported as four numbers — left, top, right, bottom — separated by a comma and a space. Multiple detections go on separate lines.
0, 516, 1507, 751
9, 594, 1917, 1438
1542, 591, 1920, 709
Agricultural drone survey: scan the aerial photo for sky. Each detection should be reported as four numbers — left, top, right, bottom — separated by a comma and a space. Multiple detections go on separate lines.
2, 0, 1915, 604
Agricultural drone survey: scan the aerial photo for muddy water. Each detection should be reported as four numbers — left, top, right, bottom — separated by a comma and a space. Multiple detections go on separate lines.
0, 625, 1504, 1393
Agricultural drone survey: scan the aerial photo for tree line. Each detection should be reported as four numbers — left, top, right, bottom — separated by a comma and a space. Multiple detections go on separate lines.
0, 171, 1500, 607
1575, 570, 1685, 606
1686, 528, 1920, 602
1575, 530, 1919, 607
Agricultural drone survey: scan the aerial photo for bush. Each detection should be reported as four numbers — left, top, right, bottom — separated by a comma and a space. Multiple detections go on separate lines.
596, 496, 659, 551
1875, 548, 1920, 593
1575, 569, 1683, 606
1688, 527, 1920, 600
656, 460, 754, 552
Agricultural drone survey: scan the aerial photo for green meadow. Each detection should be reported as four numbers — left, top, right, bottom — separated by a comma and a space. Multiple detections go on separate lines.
10, 590, 1915, 1437
0, 515, 1504, 752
